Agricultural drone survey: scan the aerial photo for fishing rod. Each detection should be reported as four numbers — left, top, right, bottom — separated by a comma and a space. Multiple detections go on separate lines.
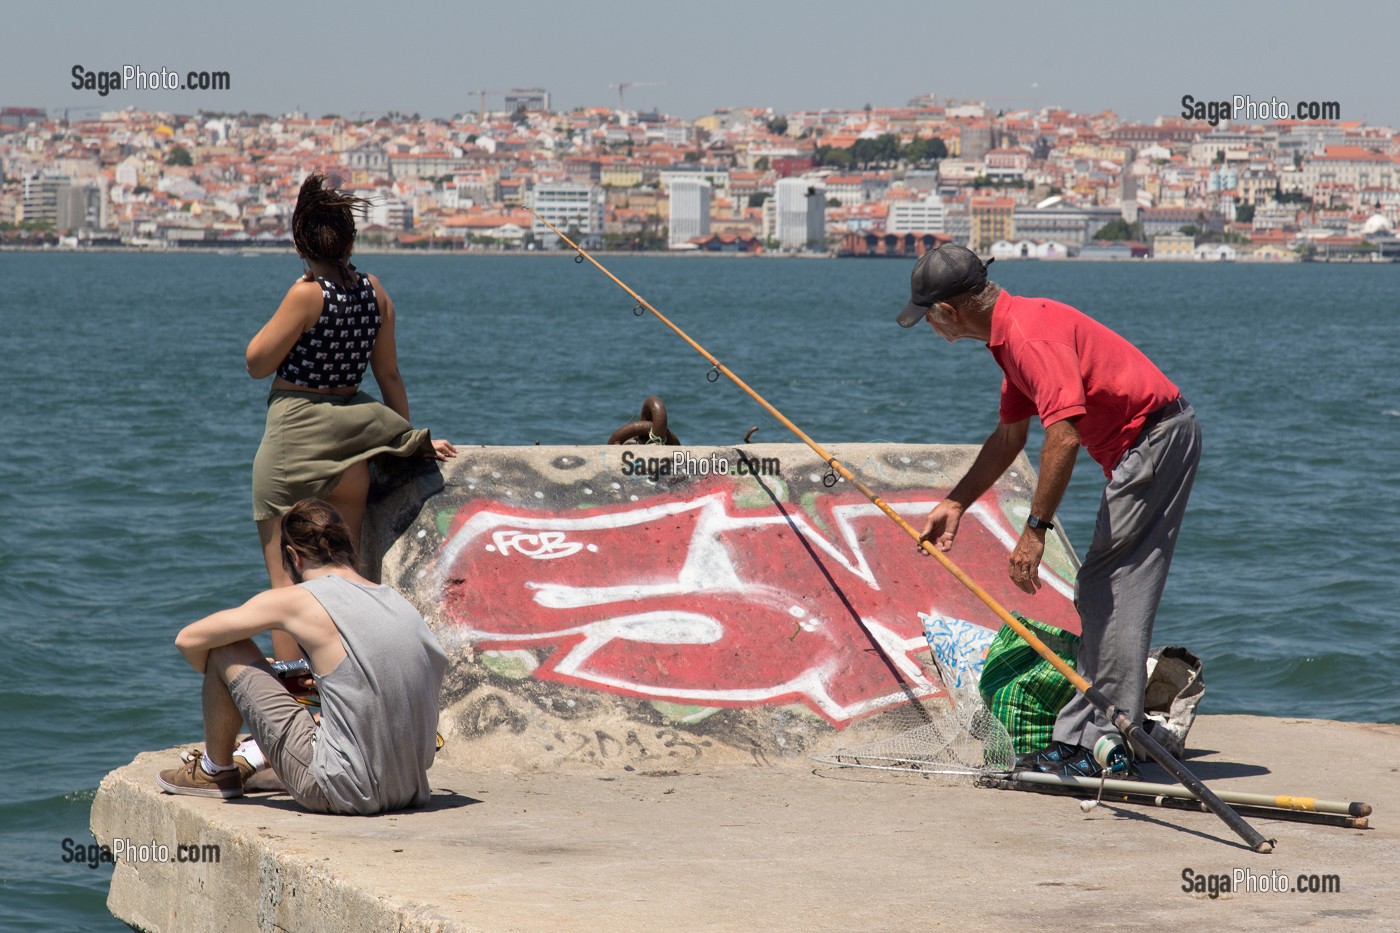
1002, 772, 1371, 819
982, 776, 1371, 830
521, 207, 1275, 854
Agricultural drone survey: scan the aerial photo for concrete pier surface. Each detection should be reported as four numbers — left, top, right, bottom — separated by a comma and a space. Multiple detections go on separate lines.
93, 714, 1397, 932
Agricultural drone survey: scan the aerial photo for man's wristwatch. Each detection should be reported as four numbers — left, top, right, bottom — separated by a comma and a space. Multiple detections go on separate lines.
1027, 514, 1054, 531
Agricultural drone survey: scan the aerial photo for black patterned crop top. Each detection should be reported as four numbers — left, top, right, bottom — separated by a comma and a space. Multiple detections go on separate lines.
276, 272, 382, 389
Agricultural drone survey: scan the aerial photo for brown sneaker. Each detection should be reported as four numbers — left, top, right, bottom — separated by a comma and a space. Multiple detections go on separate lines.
183, 743, 285, 793
158, 750, 245, 799
180, 746, 257, 782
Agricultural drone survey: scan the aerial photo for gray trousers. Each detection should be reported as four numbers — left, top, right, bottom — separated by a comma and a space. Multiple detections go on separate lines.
1053, 401, 1201, 751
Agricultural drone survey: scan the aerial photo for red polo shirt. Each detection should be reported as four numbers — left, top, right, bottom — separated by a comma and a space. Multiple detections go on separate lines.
988, 291, 1179, 475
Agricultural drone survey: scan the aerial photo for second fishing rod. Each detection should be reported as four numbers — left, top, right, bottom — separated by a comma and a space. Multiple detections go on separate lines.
520, 207, 1274, 854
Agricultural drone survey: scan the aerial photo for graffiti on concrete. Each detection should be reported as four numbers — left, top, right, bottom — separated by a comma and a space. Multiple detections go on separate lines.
436, 477, 1078, 727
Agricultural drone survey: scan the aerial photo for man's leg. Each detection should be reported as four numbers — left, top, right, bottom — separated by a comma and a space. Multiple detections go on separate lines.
201, 639, 268, 765
1054, 409, 1202, 753
158, 639, 268, 798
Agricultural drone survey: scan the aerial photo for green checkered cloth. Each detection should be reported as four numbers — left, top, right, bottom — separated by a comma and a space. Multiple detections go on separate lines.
977, 613, 1080, 754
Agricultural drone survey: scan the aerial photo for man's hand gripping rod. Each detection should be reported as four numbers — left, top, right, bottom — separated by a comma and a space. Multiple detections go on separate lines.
520, 207, 1274, 853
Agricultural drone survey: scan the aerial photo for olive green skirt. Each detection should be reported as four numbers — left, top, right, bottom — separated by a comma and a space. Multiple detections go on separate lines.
252, 389, 433, 521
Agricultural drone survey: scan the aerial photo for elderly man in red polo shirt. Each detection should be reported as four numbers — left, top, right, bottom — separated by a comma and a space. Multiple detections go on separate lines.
898, 243, 1201, 780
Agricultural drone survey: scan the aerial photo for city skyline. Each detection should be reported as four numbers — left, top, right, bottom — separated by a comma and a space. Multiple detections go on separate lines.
5, 0, 1397, 128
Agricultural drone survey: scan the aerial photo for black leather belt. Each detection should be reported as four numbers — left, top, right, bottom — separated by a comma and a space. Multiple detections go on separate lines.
1142, 397, 1189, 432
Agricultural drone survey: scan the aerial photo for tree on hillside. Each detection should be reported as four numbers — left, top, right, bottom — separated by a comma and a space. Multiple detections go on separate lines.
902, 135, 948, 165
165, 146, 193, 167
815, 145, 853, 169
850, 133, 901, 167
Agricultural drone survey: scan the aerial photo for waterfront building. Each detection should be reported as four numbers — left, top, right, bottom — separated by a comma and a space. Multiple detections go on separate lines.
526, 182, 604, 247
1194, 242, 1237, 261
1140, 206, 1219, 237
888, 195, 945, 235
968, 196, 1015, 252
773, 177, 825, 250
26, 176, 108, 236
1012, 204, 1123, 247
367, 197, 412, 231
990, 239, 1073, 259
668, 179, 712, 248
1153, 233, 1196, 259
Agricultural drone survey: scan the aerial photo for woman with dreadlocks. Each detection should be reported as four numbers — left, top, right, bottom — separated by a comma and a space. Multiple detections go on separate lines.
246, 172, 455, 652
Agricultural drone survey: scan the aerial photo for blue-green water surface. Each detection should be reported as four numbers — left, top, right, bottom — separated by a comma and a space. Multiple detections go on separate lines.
1, 252, 1397, 928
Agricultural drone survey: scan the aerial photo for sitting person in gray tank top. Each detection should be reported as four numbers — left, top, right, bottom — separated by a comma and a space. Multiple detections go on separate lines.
158, 499, 448, 814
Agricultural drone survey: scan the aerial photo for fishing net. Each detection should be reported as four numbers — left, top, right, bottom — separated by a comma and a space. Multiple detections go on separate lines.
811, 615, 1015, 782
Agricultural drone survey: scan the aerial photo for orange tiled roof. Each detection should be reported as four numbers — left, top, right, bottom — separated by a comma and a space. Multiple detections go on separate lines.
1317, 146, 1389, 162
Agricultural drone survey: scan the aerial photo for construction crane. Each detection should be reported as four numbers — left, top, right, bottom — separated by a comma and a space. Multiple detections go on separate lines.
468, 89, 504, 121
608, 81, 665, 111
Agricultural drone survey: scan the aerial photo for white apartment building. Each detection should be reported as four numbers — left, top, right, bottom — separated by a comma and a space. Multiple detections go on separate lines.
774, 177, 825, 250
646, 123, 696, 146
367, 197, 412, 231
526, 183, 604, 247
888, 195, 945, 234
668, 179, 711, 247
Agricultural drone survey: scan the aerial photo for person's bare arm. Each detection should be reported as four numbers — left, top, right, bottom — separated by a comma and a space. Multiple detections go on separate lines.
921, 418, 1030, 550
246, 281, 322, 378
174, 586, 346, 675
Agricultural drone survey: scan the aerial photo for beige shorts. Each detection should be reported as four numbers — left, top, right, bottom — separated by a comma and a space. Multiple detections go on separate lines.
228, 665, 332, 812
